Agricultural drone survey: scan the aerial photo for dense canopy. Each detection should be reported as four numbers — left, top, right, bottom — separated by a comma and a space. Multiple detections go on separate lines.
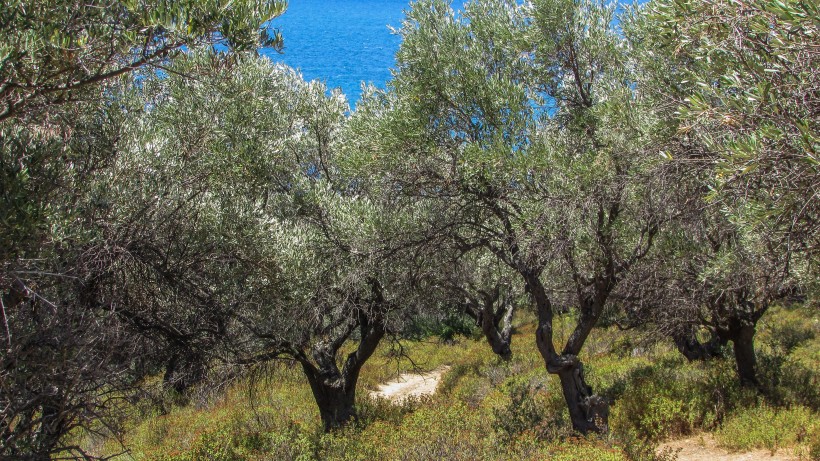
0, 0, 817, 459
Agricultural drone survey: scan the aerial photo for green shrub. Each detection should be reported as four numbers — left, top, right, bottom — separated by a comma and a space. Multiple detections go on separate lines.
492, 379, 550, 443
715, 405, 819, 453
611, 427, 679, 461
610, 366, 699, 442
402, 312, 480, 341
809, 429, 820, 461
758, 350, 820, 410
760, 305, 818, 353
356, 393, 430, 427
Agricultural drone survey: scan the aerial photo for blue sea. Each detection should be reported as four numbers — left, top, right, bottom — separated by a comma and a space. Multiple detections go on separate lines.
263, 0, 465, 106
262, 1, 631, 106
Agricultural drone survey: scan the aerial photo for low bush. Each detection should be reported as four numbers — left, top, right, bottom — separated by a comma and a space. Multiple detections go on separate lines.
492, 379, 551, 443
97, 307, 819, 460
715, 405, 819, 454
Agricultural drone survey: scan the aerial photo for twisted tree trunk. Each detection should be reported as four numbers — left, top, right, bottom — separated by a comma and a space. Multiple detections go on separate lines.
297, 301, 386, 431
528, 273, 609, 434
555, 358, 609, 434
301, 365, 359, 431
710, 297, 767, 388
464, 287, 516, 360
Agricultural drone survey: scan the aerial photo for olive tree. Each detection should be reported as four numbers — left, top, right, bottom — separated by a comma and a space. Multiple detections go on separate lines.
355, 0, 670, 434
1, 3, 288, 453
0, 94, 143, 461
1, 48, 309, 458
445, 250, 518, 359
618, 201, 797, 387
238, 188, 441, 431
620, 0, 816, 387
121, 52, 445, 431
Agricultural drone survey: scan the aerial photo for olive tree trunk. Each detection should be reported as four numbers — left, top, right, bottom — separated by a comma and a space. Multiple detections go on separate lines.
672, 325, 725, 362
464, 287, 516, 360
296, 310, 386, 431
528, 273, 609, 434
731, 323, 759, 388
301, 365, 359, 432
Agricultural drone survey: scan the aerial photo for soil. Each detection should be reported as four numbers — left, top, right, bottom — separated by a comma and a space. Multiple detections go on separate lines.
658, 434, 801, 461
368, 366, 450, 403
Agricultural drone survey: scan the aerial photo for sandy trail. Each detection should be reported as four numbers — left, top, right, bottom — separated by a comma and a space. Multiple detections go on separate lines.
369, 366, 450, 403
658, 434, 801, 461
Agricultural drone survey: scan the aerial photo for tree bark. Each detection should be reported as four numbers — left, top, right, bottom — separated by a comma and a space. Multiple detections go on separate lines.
301, 365, 358, 432
556, 359, 609, 434
527, 273, 608, 434
480, 311, 511, 359
296, 290, 386, 431
468, 290, 515, 360
732, 323, 759, 388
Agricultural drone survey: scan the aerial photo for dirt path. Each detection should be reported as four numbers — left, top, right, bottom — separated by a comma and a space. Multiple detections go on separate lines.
658, 434, 800, 461
369, 366, 450, 403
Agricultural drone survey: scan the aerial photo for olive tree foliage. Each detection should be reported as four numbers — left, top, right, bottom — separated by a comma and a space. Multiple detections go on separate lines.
349, 0, 671, 434
620, 0, 817, 387
0, 0, 286, 123
122, 53, 443, 432
0, 48, 308, 460
630, 0, 819, 259
99, 53, 319, 392
1, 0, 287, 314
0, 94, 141, 461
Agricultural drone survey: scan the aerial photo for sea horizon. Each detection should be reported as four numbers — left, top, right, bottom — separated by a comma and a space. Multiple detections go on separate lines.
262, 0, 467, 106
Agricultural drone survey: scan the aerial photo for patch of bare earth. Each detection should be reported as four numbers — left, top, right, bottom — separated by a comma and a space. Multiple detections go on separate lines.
369, 366, 450, 403
658, 434, 801, 461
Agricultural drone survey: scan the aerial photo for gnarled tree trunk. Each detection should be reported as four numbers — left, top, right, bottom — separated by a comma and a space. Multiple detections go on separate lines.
710, 297, 767, 388
528, 273, 609, 434
301, 365, 359, 431
464, 287, 516, 360
555, 358, 609, 434
295, 296, 386, 431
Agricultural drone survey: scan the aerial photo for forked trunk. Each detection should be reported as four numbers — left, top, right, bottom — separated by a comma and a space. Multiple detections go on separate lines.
298, 282, 386, 432
480, 316, 511, 359
478, 294, 515, 360
306, 377, 358, 431
529, 274, 609, 434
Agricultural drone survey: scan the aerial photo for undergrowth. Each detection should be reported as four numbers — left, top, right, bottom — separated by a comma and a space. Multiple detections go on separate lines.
92, 304, 818, 460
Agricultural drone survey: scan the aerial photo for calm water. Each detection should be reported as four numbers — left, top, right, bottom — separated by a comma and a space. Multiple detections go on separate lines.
263, 0, 465, 105
262, 1, 627, 106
